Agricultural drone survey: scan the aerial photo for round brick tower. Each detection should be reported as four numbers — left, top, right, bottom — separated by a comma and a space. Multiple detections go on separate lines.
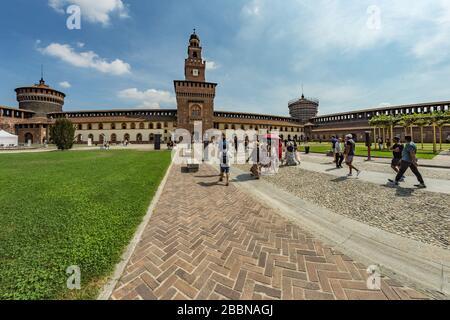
15, 78, 65, 116
288, 94, 319, 123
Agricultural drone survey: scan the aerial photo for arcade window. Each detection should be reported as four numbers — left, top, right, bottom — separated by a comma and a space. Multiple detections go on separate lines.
191, 106, 202, 118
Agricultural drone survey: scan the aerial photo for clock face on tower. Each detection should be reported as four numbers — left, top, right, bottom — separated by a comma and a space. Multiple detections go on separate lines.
193, 69, 199, 77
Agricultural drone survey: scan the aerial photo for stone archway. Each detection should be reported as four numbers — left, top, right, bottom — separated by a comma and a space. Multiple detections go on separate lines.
24, 133, 33, 144
99, 134, 106, 144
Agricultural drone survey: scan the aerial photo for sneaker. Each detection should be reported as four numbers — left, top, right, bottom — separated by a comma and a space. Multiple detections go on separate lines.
356, 170, 361, 177
415, 184, 427, 189
388, 179, 399, 186
347, 173, 353, 177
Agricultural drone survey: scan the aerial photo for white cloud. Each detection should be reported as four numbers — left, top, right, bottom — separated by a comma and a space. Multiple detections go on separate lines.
205, 60, 219, 70
59, 81, 72, 88
242, 0, 262, 16
48, 0, 128, 26
118, 88, 176, 109
39, 43, 131, 76
239, 0, 450, 63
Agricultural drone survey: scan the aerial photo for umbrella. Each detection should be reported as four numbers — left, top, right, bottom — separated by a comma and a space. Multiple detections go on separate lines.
263, 133, 280, 140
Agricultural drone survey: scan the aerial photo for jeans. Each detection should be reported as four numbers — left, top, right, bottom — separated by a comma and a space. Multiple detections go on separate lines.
395, 161, 425, 184
334, 153, 339, 164
337, 154, 344, 167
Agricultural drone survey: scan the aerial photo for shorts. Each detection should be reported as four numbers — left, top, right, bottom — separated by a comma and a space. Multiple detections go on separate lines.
391, 158, 401, 167
346, 155, 354, 163
220, 166, 230, 174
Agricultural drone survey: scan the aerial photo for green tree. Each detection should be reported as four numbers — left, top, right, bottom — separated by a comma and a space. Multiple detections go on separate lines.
369, 116, 382, 145
436, 111, 450, 151
396, 114, 415, 138
429, 111, 446, 153
412, 113, 429, 150
373, 114, 395, 149
50, 118, 76, 150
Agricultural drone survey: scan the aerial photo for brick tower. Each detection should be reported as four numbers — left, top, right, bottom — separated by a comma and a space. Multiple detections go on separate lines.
15, 77, 65, 116
174, 30, 217, 136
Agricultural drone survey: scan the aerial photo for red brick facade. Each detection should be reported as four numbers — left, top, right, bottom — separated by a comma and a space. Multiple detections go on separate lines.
175, 32, 217, 135
1, 32, 449, 146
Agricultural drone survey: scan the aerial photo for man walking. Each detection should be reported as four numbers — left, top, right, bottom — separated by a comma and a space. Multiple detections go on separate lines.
331, 136, 338, 163
219, 134, 231, 186
335, 137, 344, 169
389, 136, 426, 188
344, 134, 361, 177
390, 136, 405, 181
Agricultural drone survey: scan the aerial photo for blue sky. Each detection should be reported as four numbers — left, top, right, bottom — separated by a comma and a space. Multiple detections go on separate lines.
1, 0, 450, 116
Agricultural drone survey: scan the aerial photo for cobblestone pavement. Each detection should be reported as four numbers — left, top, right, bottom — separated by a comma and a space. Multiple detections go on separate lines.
300, 154, 450, 180
111, 165, 431, 300
237, 163, 450, 250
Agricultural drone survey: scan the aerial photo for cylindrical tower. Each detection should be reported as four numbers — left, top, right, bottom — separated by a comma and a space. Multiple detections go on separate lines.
15, 78, 65, 116
288, 94, 319, 123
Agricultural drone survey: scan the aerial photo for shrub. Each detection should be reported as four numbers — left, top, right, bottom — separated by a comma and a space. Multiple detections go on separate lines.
50, 119, 76, 150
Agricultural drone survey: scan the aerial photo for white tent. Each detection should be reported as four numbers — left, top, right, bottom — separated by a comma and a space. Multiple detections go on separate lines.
0, 130, 18, 147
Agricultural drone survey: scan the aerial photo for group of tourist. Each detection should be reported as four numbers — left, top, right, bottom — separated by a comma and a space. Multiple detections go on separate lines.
330, 134, 426, 188
331, 135, 361, 177
376, 137, 393, 151
215, 134, 302, 186
101, 141, 111, 150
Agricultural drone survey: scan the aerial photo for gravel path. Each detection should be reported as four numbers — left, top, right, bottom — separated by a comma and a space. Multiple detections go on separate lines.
236, 164, 450, 250
299, 154, 450, 180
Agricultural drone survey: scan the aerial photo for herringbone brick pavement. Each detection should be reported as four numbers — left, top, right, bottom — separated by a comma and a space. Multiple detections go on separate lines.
110, 165, 430, 300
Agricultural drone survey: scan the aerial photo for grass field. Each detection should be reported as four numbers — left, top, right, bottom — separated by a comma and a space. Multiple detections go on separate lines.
299, 143, 450, 160
0, 150, 171, 300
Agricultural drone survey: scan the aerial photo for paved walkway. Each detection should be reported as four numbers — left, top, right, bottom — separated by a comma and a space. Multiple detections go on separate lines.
298, 157, 450, 195
110, 165, 430, 300
304, 150, 450, 169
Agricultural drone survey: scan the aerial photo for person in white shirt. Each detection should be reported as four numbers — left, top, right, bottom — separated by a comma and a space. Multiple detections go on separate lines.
335, 138, 344, 169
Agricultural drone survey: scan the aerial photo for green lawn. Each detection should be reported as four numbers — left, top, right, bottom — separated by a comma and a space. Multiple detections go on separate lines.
299, 143, 450, 160
0, 150, 171, 300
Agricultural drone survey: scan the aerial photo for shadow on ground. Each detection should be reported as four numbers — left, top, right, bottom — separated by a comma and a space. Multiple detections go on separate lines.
197, 181, 220, 188
330, 176, 349, 183
194, 175, 220, 178
381, 184, 417, 197
233, 174, 259, 183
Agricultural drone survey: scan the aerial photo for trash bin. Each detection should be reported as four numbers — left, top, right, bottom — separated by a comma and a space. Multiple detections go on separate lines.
305, 146, 310, 154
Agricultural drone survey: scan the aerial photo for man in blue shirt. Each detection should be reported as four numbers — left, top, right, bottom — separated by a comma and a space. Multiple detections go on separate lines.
389, 136, 426, 188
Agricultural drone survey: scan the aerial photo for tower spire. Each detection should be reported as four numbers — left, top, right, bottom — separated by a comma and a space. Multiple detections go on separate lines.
301, 84, 305, 99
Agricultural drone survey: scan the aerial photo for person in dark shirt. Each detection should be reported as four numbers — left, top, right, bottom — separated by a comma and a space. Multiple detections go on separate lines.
390, 137, 404, 180
344, 134, 361, 177
331, 136, 338, 163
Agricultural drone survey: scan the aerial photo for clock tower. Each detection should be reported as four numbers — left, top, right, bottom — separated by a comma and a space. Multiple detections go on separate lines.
174, 30, 217, 135
185, 30, 206, 81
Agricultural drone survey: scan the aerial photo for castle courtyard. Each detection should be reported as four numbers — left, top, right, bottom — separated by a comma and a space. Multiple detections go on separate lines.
108, 160, 448, 300
1, 144, 450, 300
1, 2, 450, 305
